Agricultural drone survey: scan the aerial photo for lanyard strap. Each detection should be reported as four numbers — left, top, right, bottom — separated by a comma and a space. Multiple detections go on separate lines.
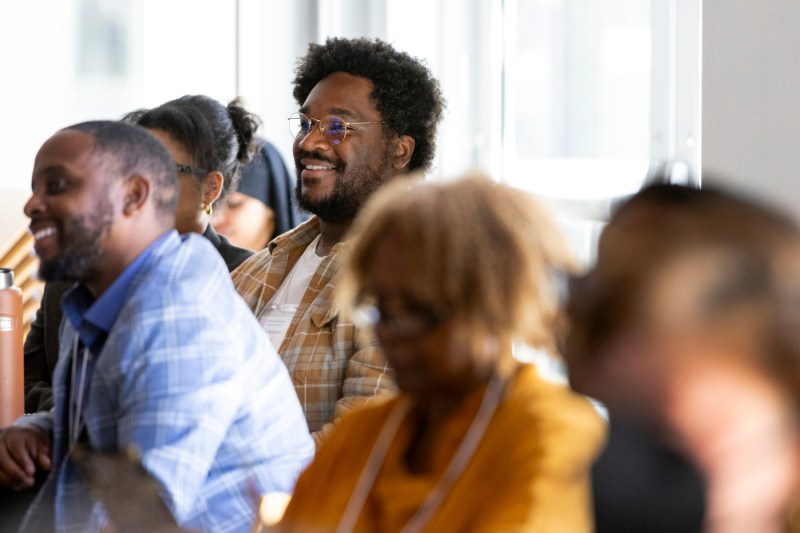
68, 335, 92, 446
336, 371, 506, 533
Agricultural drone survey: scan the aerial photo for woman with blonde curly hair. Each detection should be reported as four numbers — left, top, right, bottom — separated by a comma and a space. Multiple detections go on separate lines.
267, 172, 605, 532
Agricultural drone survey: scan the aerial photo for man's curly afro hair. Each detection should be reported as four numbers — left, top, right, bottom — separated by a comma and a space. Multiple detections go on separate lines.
292, 37, 446, 173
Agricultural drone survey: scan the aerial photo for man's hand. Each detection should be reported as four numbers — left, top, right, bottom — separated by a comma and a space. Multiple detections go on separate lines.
0, 427, 52, 490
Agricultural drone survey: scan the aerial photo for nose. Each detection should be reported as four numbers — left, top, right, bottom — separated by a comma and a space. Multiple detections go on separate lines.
23, 187, 44, 219
374, 321, 411, 348
297, 119, 330, 151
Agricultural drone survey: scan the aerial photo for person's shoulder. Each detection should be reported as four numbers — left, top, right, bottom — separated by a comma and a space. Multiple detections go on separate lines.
329, 394, 400, 435
488, 365, 606, 474
506, 364, 605, 435
122, 235, 261, 338
134, 233, 229, 296
232, 218, 320, 276
169, 234, 229, 280
202, 224, 254, 272
215, 236, 254, 272
231, 244, 275, 281
315, 395, 403, 455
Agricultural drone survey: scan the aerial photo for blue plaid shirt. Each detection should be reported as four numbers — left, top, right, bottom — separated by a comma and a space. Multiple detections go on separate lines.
19, 231, 314, 533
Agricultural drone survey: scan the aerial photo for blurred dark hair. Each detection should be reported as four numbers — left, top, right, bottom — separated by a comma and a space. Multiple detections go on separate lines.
566, 183, 800, 405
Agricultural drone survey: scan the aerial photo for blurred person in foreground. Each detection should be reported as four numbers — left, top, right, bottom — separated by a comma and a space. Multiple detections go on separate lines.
0, 121, 313, 532
262, 174, 605, 532
567, 183, 800, 533
232, 37, 445, 444
213, 137, 306, 252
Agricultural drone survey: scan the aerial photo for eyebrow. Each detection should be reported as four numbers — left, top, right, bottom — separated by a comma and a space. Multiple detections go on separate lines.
39, 164, 72, 179
298, 106, 360, 120
328, 107, 358, 119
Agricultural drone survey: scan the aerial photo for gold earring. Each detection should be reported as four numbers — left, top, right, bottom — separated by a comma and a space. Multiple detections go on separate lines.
203, 203, 213, 216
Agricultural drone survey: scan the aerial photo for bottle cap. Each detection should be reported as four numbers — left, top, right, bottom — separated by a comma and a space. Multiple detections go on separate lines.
0, 268, 14, 289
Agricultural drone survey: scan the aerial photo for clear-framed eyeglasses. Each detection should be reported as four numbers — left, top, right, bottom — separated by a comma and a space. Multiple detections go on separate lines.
352, 299, 446, 339
288, 112, 384, 145
175, 163, 209, 176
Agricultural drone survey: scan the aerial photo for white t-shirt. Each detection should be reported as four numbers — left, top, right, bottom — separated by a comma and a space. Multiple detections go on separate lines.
258, 234, 326, 349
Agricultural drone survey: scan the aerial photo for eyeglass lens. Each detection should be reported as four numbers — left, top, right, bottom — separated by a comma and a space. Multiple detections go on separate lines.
354, 302, 443, 337
289, 113, 347, 145
176, 163, 208, 176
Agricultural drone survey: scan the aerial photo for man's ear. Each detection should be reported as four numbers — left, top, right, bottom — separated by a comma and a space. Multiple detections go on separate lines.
392, 135, 416, 170
122, 175, 151, 216
203, 171, 224, 205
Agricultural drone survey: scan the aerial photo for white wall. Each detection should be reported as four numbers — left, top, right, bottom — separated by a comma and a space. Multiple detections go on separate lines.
1, 1, 79, 194
236, 0, 318, 169
702, 0, 800, 219
0, 0, 243, 254
1, 0, 238, 194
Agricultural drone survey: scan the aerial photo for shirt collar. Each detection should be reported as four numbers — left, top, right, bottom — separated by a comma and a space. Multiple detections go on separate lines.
62, 231, 172, 354
268, 216, 349, 255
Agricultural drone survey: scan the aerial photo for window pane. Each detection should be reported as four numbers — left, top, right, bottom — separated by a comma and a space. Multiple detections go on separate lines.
510, 0, 651, 160
3, 0, 237, 194
503, 1, 652, 266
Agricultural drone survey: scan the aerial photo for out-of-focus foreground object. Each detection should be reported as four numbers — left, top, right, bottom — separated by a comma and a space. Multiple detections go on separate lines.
0, 267, 23, 427
0, 188, 43, 338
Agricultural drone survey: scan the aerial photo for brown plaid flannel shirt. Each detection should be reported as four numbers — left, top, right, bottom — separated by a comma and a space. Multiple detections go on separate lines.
231, 216, 397, 445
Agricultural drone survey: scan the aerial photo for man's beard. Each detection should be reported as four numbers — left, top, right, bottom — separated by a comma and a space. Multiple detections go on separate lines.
295, 147, 393, 224
39, 201, 114, 283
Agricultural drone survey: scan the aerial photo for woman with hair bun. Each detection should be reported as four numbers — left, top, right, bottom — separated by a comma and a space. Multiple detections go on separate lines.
126, 94, 261, 270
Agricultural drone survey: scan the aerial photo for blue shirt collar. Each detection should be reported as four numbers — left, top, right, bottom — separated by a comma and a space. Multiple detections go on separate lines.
62, 231, 172, 354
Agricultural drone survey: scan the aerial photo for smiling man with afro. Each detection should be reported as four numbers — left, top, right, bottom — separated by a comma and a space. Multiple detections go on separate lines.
232, 37, 446, 445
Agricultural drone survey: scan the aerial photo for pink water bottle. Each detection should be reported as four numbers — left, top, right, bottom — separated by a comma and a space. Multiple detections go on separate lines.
0, 268, 23, 427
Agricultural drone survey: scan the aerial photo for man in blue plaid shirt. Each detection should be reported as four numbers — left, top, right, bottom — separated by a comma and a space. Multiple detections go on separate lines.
0, 121, 314, 533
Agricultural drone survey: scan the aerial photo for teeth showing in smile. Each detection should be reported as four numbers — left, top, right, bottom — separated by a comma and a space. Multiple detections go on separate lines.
32, 227, 56, 241
305, 164, 335, 171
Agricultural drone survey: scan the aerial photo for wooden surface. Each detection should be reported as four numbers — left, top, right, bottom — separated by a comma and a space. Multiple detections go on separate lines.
0, 189, 30, 260
0, 189, 41, 336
